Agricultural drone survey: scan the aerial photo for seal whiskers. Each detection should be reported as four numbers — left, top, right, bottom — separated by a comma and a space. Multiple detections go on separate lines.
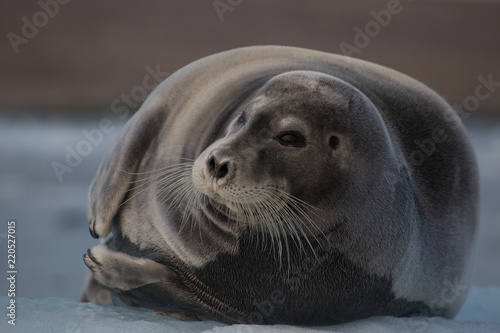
136, 161, 324, 263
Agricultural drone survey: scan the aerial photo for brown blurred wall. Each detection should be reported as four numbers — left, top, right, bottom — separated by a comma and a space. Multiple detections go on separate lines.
1, 0, 499, 114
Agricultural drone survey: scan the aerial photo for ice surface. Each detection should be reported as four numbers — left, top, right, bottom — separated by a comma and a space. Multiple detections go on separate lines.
1, 286, 499, 333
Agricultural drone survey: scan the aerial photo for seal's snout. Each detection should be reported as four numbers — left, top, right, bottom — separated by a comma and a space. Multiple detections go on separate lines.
192, 147, 237, 195
207, 154, 230, 180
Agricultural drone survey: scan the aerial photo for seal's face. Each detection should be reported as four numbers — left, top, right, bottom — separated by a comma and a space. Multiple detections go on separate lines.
191, 72, 363, 235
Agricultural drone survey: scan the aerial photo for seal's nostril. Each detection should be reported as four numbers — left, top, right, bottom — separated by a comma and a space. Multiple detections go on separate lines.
207, 155, 229, 179
208, 156, 216, 174
216, 162, 229, 179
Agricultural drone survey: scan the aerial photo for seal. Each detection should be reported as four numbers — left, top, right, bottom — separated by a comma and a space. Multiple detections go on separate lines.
82, 46, 479, 325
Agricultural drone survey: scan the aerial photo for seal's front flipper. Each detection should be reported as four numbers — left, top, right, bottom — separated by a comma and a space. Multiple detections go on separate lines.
83, 245, 245, 323
82, 245, 201, 314
83, 245, 170, 290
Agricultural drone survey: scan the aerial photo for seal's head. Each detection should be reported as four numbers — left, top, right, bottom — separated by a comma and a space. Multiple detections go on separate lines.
189, 71, 397, 242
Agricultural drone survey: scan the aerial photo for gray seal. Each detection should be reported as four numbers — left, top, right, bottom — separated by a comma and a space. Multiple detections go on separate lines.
82, 46, 479, 325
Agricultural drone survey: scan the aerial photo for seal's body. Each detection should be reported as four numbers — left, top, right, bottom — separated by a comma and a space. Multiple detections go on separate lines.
83, 46, 479, 325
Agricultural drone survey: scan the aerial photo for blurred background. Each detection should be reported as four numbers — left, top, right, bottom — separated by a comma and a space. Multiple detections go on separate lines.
0, 0, 499, 301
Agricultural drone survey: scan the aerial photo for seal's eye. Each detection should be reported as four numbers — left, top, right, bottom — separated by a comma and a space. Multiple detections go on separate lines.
329, 136, 339, 149
277, 131, 306, 148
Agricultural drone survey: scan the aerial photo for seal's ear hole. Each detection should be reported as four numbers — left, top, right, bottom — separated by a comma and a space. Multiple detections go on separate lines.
329, 136, 339, 149
237, 111, 246, 125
